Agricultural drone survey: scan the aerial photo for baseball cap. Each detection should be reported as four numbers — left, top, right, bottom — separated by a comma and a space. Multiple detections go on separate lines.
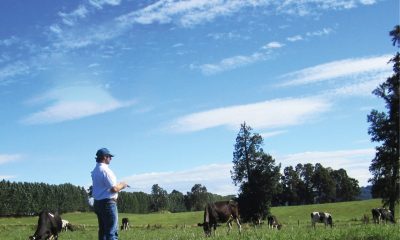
96, 148, 114, 158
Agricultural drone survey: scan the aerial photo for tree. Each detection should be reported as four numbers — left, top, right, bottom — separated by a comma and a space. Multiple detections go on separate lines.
168, 190, 186, 212
281, 166, 301, 205
331, 169, 360, 202
296, 163, 315, 204
186, 184, 208, 211
312, 164, 336, 203
150, 184, 168, 212
368, 25, 400, 217
231, 123, 281, 222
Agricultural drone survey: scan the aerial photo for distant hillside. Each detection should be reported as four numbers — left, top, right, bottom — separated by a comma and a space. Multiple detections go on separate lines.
358, 185, 372, 200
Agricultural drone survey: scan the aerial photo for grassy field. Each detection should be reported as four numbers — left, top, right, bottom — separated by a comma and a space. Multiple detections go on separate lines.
1, 199, 399, 239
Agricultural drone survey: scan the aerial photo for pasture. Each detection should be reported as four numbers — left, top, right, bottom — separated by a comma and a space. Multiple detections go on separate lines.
1, 199, 398, 239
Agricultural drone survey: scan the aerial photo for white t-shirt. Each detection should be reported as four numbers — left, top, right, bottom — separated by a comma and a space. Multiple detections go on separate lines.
91, 162, 118, 200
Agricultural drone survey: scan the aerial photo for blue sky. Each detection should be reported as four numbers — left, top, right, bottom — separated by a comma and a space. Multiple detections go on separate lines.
0, 0, 398, 196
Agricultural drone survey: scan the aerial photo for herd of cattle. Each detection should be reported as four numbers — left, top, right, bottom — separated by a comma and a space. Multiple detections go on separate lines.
27, 201, 396, 239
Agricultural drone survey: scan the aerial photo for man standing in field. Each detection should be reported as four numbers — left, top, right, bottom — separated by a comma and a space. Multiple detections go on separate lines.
91, 148, 128, 240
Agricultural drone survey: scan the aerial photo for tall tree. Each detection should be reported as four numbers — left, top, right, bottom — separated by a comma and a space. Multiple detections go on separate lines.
231, 123, 281, 222
368, 25, 400, 217
150, 184, 168, 212
186, 184, 208, 211
312, 164, 336, 203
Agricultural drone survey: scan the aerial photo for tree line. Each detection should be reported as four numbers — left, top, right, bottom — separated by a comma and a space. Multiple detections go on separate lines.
0, 181, 89, 216
0, 159, 360, 217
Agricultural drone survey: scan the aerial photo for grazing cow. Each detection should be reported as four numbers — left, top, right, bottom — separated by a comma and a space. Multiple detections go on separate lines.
61, 219, 73, 231
372, 208, 381, 224
311, 212, 333, 228
197, 200, 242, 237
267, 215, 282, 230
121, 217, 129, 230
380, 208, 395, 224
372, 208, 395, 224
29, 211, 62, 240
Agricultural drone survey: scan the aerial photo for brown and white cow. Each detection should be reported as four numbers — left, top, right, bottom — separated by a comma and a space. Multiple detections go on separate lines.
29, 210, 62, 240
267, 215, 282, 230
198, 200, 242, 237
311, 212, 333, 228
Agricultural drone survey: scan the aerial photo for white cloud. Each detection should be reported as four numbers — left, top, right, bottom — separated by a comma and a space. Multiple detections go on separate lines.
279, 55, 392, 87
287, 35, 303, 42
89, 0, 122, 9
0, 61, 30, 83
193, 52, 267, 75
21, 84, 135, 124
260, 130, 287, 139
326, 72, 388, 97
0, 154, 22, 165
0, 175, 16, 180
277, 148, 375, 186
262, 41, 284, 49
169, 96, 331, 133
122, 163, 237, 196
306, 28, 333, 37
59, 5, 89, 26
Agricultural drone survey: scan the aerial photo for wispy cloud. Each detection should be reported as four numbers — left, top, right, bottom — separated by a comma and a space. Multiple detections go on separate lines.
21, 84, 135, 124
0, 175, 16, 180
0, 154, 22, 165
306, 27, 333, 37
279, 55, 392, 87
122, 163, 237, 195
192, 52, 268, 75
287, 35, 303, 42
169, 96, 331, 133
277, 148, 375, 186
260, 130, 288, 139
262, 41, 284, 49
0, 62, 30, 84
59, 5, 89, 26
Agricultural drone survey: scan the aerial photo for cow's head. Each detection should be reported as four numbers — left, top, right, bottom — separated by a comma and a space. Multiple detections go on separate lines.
197, 222, 212, 237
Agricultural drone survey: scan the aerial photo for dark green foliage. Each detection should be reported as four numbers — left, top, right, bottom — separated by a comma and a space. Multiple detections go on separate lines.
368, 25, 400, 217
186, 184, 208, 211
150, 184, 169, 212
232, 123, 282, 222
0, 180, 90, 216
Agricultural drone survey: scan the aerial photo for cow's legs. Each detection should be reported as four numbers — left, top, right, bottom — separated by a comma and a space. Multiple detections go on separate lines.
227, 220, 233, 234
235, 218, 242, 234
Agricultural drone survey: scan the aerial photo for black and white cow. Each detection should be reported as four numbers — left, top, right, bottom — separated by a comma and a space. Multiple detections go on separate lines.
372, 208, 395, 224
61, 219, 73, 231
311, 212, 333, 228
197, 201, 242, 237
121, 217, 129, 230
29, 211, 63, 240
267, 215, 282, 230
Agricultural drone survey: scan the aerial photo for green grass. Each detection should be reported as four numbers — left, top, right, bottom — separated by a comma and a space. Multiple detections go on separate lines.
1, 199, 399, 240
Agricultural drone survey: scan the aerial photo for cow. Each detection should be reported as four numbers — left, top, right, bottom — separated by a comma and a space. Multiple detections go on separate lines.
267, 215, 282, 230
372, 208, 395, 224
121, 217, 129, 230
311, 212, 333, 228
61, 219, 73, 231
197, 200, 242, 237
29, 210, 62, 240
372, 208, 381, 224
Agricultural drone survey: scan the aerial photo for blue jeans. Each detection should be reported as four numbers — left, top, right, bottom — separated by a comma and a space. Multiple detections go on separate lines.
94, 199, 118, 240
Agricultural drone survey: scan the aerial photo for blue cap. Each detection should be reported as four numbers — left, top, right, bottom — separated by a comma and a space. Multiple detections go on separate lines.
96, 148, 114, 158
